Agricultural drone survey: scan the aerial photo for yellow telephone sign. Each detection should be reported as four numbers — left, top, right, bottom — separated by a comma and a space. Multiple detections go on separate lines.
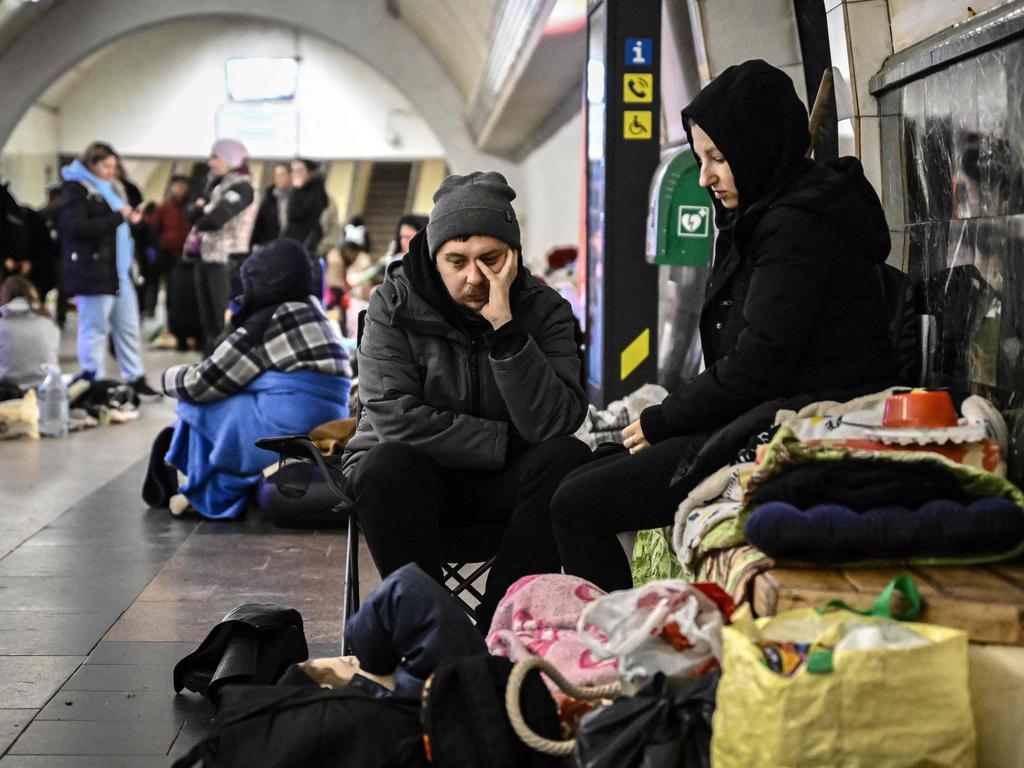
623, 73, 653, 103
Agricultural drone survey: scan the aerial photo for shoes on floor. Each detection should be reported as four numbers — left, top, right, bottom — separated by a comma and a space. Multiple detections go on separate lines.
169, 493, 197, 517
131, 376, 163, 402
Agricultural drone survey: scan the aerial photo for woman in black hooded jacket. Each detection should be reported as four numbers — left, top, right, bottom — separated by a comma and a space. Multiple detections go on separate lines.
551, 59, 901, 592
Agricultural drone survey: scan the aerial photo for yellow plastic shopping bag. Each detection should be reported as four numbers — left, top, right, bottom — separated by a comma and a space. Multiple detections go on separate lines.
712, 575, 976, 768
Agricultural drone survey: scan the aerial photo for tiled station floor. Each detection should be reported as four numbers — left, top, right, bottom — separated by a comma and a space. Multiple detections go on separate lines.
0, 331, 378, 765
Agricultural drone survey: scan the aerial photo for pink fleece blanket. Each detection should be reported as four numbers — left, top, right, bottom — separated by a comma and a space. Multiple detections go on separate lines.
486, 574, 619, 689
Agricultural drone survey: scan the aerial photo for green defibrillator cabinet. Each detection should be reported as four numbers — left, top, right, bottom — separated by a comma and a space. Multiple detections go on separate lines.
646, 147, 712, 267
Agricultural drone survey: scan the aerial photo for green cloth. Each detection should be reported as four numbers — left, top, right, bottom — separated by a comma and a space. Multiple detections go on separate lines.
631, 527, 683, 586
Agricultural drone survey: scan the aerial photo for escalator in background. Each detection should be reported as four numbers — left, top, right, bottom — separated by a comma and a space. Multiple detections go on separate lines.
360, 161, 413, 258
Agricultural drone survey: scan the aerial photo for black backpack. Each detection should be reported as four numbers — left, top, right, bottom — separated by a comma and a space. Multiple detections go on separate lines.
172, 684, 422, 768
419, 655, 562, 768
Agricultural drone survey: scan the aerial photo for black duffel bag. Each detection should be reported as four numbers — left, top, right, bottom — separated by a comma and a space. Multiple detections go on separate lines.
172, 684, 422, 768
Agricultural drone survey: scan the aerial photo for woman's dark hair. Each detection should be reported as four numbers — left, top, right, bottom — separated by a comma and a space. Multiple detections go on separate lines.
0, 276, 48, 316
169, 174, 190, 185
81, 141, 118, 168
292, 158, 320, 174
395, 213, 427, 245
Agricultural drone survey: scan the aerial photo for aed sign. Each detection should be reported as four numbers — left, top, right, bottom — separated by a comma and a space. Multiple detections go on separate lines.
625, 37, 653, 66
623, 73, 653, 103
677, 205, 710, 238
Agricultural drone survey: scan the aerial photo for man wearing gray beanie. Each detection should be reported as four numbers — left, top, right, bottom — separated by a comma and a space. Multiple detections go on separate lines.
341, 171, 590, 628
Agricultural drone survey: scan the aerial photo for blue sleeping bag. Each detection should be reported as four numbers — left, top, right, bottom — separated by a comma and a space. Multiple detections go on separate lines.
167, 370, 350, 520
744, 497, 1024, 562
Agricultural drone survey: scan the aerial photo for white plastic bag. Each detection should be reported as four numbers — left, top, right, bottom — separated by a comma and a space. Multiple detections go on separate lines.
578, 579, 726, 689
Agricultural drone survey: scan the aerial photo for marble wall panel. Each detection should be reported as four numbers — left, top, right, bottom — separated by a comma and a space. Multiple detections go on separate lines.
901, 78, 929, 223
1000, 214, 1024, 395
923, 67, 955, 221
975, 47, 1014, 218
948, 61, 980, 220
869, 29, 1024, 448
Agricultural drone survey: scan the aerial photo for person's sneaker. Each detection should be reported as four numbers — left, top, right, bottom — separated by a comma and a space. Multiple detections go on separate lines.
131, 377, 163, 402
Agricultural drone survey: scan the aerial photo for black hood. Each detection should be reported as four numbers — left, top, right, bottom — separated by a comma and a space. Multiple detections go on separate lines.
401, 228, 529, 333
231, 239, 313, 341
682, 59, 810, 212
772, 156, 892, 264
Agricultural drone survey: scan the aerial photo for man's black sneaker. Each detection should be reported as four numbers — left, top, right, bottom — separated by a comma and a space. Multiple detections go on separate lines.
131, 377, 163, 402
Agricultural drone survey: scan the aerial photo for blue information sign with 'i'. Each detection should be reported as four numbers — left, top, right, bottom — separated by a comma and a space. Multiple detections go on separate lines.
625, 38, 652, 66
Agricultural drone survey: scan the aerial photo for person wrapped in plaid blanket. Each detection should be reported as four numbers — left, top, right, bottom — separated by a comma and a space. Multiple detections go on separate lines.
162, 239, 351, 402
160, 239, 351, 519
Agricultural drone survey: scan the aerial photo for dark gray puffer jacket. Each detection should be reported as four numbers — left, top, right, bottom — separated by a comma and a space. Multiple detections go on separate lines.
341, 239, 587, 474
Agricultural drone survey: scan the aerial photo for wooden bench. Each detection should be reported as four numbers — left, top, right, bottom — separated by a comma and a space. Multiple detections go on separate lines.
752, 564, 1024, 645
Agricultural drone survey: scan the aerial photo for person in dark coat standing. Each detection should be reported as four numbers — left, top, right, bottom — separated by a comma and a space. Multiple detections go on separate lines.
251, 162, 291, 247
151, 175, 193, 340
281, 159, 328, 252
59, 142, 160, 397
551, 59, 901, 593
341, 172, 591, 629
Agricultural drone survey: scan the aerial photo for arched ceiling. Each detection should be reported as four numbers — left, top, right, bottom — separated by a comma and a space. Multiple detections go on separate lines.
0, 0, 511, 174
0, 0, 503, 112
394, 0, 500, 100
0, 0, 584, 160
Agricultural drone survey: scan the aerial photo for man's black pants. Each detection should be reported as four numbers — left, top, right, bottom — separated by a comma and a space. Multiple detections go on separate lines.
347, 436, 592, 629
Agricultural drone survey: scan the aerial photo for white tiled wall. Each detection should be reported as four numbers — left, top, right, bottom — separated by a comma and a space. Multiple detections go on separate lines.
825, 0, 895, 195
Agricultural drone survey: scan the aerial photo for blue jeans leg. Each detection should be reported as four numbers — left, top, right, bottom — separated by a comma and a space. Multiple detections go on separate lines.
109, 277, 144, 381
75, 294, 114, 378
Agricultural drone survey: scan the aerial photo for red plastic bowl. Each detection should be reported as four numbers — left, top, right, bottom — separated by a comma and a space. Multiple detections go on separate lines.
882, 390, 958, 429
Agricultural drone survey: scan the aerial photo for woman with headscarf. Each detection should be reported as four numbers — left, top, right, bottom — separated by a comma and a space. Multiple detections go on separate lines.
59, 142, 160, 398
161, 238, 352, 519
188, 138, 259, 354
551, 59, 901, 592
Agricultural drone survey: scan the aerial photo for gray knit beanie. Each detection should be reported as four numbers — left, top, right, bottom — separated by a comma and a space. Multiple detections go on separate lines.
426, 171, 521, 258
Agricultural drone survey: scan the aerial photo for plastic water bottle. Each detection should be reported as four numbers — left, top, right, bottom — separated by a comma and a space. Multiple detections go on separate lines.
38, 365, 69, 438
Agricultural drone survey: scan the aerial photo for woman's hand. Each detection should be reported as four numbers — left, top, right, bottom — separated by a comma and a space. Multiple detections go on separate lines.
622, 420, 651, 455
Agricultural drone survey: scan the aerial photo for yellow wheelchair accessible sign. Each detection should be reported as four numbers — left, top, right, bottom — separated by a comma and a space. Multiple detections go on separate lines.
624, 110, 652, 140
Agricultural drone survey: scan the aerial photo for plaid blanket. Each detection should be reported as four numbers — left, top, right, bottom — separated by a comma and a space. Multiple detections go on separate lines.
163, 301, 351, 403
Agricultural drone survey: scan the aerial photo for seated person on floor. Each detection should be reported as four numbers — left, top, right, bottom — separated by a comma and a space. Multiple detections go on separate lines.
162, 239, 352, 520
551, 59, 901, 593
340, 171, 591, 628
0, 276, 60, 392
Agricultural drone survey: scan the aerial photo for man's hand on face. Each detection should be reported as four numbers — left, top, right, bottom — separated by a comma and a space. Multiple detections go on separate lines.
477, 248, 517, 330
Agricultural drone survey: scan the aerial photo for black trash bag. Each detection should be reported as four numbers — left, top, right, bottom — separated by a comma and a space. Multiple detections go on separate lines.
573, 672, 719, 768
171, 684, 422, 768
173, 604, 308, 704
